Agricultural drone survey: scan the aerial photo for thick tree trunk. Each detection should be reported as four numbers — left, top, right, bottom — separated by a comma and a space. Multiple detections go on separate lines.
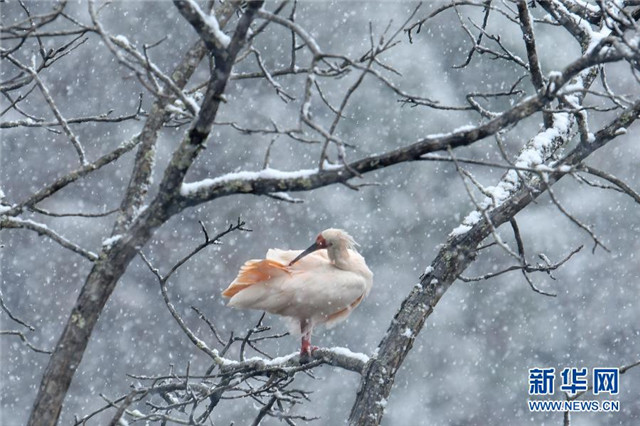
28, 243, 140, 425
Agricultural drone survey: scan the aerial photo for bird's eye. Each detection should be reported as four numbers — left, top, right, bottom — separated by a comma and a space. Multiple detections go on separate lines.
316, 235, 328, 248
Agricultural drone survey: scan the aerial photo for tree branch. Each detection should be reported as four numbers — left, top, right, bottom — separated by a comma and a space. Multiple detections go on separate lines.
517, 0, 553, 127
178, 42, 615, 206
0, 216, 98, 261
0, 330, 51, 354
2, 134, 140, 217
347, 98, 640, 425
26, 4, 264, 425
578, 164, 640, 204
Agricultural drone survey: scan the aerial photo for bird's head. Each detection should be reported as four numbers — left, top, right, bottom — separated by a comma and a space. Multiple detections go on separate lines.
289, 228, 357, 266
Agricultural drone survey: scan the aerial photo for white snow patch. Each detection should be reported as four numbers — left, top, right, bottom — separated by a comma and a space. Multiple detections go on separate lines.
534, 165, 555, 172
449, 210, 482, 237
452, 124, 476, 133
328, 346, 370, 364
113, 35, 132, 48
185, 0, 230, 48
102, 234, 122, 248
269, 192, 301, 203
464, 210, 482, 225
423, 266, 433, 275
181, 167, 319, 196
614, 127, 627, 135
450, 223, 471, 236
322, 160, 345, 171
131, 204, 148, 222
401, 328, 413, 338
129, 409, 144, 418
211, 349, 239, 366
262, 352, 298, 366
376, 398, 388, 408
203, 14, 230, 48
426, 124, 477, 139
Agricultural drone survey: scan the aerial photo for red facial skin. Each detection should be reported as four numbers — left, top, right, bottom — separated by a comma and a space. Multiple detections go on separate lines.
289, 233, 329, 266
316, 234, 328, 248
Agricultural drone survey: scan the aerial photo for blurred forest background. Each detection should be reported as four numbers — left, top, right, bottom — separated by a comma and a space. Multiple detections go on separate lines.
1, 1, 639, 425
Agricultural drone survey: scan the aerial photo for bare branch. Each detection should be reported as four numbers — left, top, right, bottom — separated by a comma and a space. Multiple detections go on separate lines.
458, 244, 582, 282
543, 179, 610, 253
565, 359, 640, 401
5, 3, 636, 425
0, 287, 35, 331
0, 330, 51, 354
5, 54, 87, 165
517, 0, 554, 127
0, 94, 143, 129
578, 164, 640, 204
2, 134, 140, 217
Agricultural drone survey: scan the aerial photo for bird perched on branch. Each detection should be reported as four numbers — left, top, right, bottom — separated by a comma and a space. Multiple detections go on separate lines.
222, 229, 373, 356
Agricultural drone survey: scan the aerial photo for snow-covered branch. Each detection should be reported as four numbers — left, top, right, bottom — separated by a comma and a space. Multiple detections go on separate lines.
0, 216, 98, 261
348, 97, 640, 426
173, 0, 231, 51
176, 45, 614, 208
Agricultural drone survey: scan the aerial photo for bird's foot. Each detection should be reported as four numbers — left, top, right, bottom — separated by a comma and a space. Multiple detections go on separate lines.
299, 343, 319, 362
300, 345, 320, 357
300, 345, 319, 356
299, 347, 319, 363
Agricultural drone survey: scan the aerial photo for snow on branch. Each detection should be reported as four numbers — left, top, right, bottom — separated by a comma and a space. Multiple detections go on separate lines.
0, 216, 98, 261
173, 0, 231, 51
349, 97, 640, 426
180, 167, 321, 197
450, 105, 574, 238
178, 44, 614, 208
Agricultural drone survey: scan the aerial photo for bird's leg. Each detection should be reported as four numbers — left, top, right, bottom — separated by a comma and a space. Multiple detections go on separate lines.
300, 319, 317, 356
301, 332, 311, 356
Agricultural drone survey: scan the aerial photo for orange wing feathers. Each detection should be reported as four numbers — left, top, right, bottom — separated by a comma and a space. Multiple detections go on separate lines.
222, 259, 290, 297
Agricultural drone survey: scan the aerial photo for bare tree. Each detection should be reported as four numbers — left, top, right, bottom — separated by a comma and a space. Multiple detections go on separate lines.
1, 1, 639, 425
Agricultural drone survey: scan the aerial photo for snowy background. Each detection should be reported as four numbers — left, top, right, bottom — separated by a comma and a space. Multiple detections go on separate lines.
1, 1, 639, 425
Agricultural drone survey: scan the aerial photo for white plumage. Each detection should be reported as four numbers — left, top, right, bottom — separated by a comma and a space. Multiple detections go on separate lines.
222, 229, 373, 355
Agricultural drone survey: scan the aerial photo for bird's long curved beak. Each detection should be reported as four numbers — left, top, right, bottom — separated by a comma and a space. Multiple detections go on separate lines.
289, 242, 320, 266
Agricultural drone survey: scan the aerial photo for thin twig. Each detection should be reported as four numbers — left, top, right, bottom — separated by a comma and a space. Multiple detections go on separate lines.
0, 330, 51, 354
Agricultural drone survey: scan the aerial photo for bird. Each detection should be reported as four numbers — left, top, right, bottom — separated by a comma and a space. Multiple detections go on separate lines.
222, 229, 373, 356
